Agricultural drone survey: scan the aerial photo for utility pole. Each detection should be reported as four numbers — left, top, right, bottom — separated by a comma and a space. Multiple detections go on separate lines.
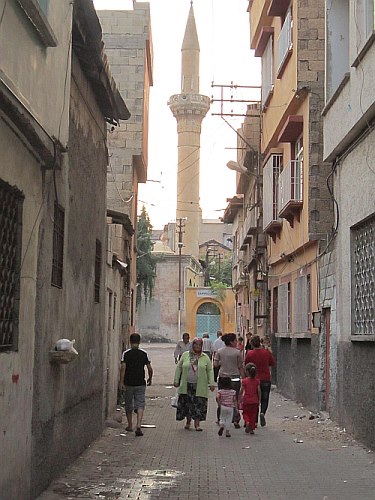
176, 218, 186, 339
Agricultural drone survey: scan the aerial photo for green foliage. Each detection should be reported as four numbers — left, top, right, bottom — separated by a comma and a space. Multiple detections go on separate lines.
208, 255, 232, 287
209, 281, 228, 302
136, 206, 157, 306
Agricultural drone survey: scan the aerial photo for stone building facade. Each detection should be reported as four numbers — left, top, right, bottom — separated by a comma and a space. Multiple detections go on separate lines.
249, 0, 334, 409
322, 0, 375, 448
0, 1, 129, 497
97, 3, 153, 346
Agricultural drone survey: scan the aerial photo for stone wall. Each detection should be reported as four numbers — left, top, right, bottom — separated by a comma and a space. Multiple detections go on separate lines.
31, 55, 108, 497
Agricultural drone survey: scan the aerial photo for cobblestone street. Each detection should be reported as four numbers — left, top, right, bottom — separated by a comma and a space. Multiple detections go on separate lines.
38, 344, 375, 500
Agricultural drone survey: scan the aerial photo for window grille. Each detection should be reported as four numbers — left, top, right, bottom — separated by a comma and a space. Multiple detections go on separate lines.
51, 203, 64, 288
0, 180, 24, 351
352, 215, 375, 334
94, 239, 102, 303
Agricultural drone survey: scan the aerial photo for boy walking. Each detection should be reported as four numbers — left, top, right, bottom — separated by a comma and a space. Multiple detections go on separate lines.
119, 333, 153, 436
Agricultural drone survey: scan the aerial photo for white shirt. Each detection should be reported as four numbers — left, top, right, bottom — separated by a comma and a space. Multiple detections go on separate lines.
202, 337, 213, 353
212, 337, 225, 352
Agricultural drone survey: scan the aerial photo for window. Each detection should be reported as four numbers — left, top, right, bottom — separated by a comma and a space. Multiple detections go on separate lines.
0, 180, 24, 351
108, 291, 113, 330
277, 6, 293, 76
51, 203, 64, 288
94, 240, 102, 303
325, 0, 349, 101
17, 0, 57, 47
294, 275, 310, 333
37, 0, 48, 15
272, 286, 278, 333
113, 294, 117, 329
261, 35, 274, 107
277, 282, 290, 333
351, 215, 375, 335
355, 0, 375, 44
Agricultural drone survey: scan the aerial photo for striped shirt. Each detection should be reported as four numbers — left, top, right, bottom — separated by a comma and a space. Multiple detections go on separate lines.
217, 389, 236, 408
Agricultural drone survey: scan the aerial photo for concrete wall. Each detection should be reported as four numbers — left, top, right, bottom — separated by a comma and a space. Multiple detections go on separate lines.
0, 120, 42, 500
332, 132, 375, 447
0, 1, 72, 497
0, 0, 72, 145
276, 336, 321, 411
31, 54, 108, 497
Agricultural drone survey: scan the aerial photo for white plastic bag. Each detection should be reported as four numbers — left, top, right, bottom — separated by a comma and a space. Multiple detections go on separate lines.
171, 393, 179, 408
55, 338, 78, 355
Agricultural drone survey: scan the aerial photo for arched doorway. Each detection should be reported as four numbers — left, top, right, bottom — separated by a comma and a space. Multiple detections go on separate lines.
196, 302, 221, 342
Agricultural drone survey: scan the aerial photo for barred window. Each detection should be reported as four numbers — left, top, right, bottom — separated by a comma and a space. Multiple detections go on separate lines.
277, 282, 290, 333
352, 215, 375, 335
51, 203, 64, 288
0, 180, 24, 351
94, 239, 102, 303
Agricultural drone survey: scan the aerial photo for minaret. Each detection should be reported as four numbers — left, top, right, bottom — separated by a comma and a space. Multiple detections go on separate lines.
168, 2, 210, 259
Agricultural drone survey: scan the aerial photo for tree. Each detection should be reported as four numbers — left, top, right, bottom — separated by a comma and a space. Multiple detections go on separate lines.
136, 206, 156, 306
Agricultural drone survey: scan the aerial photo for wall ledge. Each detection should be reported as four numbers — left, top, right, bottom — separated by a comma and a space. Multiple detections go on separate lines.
350, 335, 375, 342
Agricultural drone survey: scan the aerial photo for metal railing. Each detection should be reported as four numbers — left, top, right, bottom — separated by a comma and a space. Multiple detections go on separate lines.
277, 8, 292, 74
263, 154, 283, 230
278, 160, 303, 213
261, 36, 274, 107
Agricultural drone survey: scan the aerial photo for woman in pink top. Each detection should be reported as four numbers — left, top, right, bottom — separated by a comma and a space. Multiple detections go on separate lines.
240, 363, 261, 434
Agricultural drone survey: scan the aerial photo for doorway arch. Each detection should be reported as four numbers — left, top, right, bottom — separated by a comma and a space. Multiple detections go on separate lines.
196, 302, 221, 342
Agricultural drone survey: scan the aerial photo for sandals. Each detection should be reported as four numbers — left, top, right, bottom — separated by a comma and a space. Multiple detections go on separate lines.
184, 424, 191, 430
125, 427, 133, 432
195, 427, 202, 432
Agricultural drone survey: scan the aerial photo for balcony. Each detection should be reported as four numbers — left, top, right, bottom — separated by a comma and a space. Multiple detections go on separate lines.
278, 160, 303, 226
263, 154, 282, 241
277, 8, 293, 77
239, 206, 258, 250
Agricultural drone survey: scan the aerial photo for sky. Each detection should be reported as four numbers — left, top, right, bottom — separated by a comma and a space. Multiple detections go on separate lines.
94, 0, 261, 229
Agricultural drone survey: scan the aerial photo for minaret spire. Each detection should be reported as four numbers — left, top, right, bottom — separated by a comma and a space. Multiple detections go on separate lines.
168, 3, 210, 259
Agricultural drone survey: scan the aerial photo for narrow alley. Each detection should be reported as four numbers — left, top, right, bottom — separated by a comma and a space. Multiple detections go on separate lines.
37, 344, 375, 500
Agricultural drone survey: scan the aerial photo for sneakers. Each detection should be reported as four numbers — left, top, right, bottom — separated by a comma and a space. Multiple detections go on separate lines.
135, 428, 143, 437
260, 413, 266, 427
218, 427, 224, 436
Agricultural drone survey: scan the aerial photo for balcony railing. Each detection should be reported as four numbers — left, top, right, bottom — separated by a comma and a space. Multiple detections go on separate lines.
277, 8, 292, 75
278, 160, 303, 225
263, 154, 282, 236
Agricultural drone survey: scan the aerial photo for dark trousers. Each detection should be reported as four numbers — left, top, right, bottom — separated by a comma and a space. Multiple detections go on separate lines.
217, 377, 241, 424
260, 380, 272, 415
213, 365, 220, 383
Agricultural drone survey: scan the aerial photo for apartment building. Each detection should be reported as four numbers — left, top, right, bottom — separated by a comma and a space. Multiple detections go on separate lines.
249, 0, 333, 407
223, 104, 267, 339
322, 0, 375, 448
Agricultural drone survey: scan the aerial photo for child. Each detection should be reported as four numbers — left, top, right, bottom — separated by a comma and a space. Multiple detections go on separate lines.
239, 363, 261, 434
216, 376, 237, 437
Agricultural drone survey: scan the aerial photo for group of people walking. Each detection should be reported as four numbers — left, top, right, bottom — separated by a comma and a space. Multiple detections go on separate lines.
117, 330, 275, 438
173, 331, 275, 436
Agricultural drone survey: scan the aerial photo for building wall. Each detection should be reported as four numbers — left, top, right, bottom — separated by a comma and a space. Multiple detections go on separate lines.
0, 119, 42, 500
333, 132, 375, 447
185, 288, 236, 337
98, 5, 153, 340
0, 0, 72, 145
0, 2, 72, 497
31, 54, 108, 497
322, 0, 375, 448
